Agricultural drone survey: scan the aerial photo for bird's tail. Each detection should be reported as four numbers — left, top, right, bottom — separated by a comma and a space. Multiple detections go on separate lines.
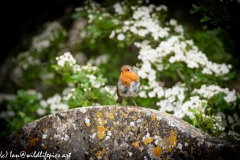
116, 97, 124, 104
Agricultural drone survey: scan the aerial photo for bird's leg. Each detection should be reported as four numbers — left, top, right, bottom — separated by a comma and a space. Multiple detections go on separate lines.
131, 98, 138, 107
123, 97, 127, 107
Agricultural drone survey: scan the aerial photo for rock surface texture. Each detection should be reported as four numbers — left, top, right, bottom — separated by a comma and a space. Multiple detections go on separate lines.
1, 106, 240, 159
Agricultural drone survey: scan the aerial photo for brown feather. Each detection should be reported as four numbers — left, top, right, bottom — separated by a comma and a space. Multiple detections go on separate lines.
116, 85, 124, 103
116, 96, 124, 103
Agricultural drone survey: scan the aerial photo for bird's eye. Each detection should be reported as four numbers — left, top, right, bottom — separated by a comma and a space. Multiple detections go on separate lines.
127, 69, 129, 71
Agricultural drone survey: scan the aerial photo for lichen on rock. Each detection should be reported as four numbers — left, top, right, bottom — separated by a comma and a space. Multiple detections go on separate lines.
0, 106, 239, 159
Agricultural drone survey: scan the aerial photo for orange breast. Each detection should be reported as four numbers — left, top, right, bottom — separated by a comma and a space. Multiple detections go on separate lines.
120, 72, 138, 86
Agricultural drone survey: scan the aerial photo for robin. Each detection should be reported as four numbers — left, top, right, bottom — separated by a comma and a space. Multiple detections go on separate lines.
116, 65, 140, 107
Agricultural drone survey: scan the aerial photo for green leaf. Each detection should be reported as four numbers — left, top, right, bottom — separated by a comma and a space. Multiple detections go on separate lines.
189, 4, 202, 14
200, 16, 212, 22
71, 12, 82, 19
18, 111, 25, 118
192, 117, 197, 126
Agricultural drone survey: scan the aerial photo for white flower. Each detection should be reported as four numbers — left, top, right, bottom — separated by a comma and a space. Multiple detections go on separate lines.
56, 52, 76, 67
88, 54, 109, 66
148, 91, 155, 98
0, 110, 15, 119
228, 131, 240, 141
193, 84, 237, 103
40, 100, 48, 108
36, 108, 46, 116
169, 19, 177, 26
117, 33, 125, 41
139, 91, 147, 98
50, 103, 69, 114
109, 31, 115, 39
113, 3, 125, 15
155, 5, 167, 11
88, 14, 94, 23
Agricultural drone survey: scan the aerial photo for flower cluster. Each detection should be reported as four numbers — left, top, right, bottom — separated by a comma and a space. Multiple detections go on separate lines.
109, 2, 170, 41
100, 85, 116, 97
55, 52, 115, 107
135, 36, 232, 77
193, 84, 238, 103
56, 52, 77, 67
15, 51, 41, 69
88, 54, 109, 66
40, 94, 69, 114
32, 22, 65, 51
15, 22, 67, 70
228, 130, 240, 141
0, 93, 16, 104
113, 2, 126, 15
103, 0, 238, 117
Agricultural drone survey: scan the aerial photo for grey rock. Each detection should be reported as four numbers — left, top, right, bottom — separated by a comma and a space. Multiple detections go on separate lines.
1, 106, 239, 160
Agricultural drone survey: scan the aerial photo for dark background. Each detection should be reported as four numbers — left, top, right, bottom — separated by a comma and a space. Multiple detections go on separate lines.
0, 0, 239, 75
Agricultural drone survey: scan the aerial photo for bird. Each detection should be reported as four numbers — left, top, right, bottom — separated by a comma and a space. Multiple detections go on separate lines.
116, 65, 140, 107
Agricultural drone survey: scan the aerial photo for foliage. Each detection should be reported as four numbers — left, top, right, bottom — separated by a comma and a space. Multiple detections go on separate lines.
189, 0, 240, 25
0, 0, 239, 142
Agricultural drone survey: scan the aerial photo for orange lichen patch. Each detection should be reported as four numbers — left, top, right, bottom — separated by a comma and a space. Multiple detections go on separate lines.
98, 126, 105, 140
95, 151, 102, 157
103, 156, 108, 160
110, 126, 114, 131
98, 126, 105, 132
157, 122, 160, 125
90, 129, 95, 133
120, 131, 123, 135
122, 112, 128, 118
151, 116, 156, 121
152, 146, 162, 156
102, 149, 107, 154
108, 113, 114, 120
170, 130, 177, 147
86, 123, 91, 127
133, 141, 140, 148
101, 118, 106, 125
26, 138, 39, 151
144, 137, 153, 145
41, 128, 46, 133
57, 119, 61, 123
166, 146, 172, 152
42, 145, 47, 150
98, 132, 105, 139
132, 116, 137, 121
97, 111, 103, 117
49, 145, 53, 148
